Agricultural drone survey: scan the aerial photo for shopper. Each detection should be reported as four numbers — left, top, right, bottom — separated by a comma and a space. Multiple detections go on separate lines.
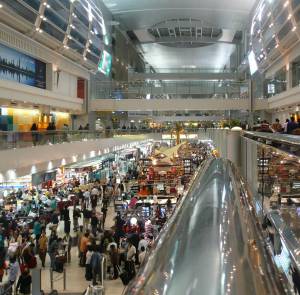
73, 205, 81, 232
38, 229, 47, 267
109, 244, 119, 279
284, 119, 289, 133
90, 247, 102, 285
8, 256, 19, 286
125, 240, 136, 279
85, 245, 94, 281
16, 267, 32, 295
287, 117, 298, 134
272, 118, 283, 132
138, 235, 148, 252
48, 232, 58, 269
63, 233, 72, 263
138, 246, 146, 265
33, 218, 41, 248
0, 246, 6, 282
79, 232, 89, 267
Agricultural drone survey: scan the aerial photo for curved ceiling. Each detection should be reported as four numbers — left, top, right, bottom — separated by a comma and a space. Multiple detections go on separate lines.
103, 0, 257, 70
103, 0, 256, 31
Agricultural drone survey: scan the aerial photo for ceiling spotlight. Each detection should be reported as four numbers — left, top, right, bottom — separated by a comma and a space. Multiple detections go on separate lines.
64, 45, 69, 49
292, 26, 297, 31
283, 0, 289, 7
0, 4, 3, 8
39, 29, 43, 33
288, 13, 292, 20
46, 4, 50, 8
83, 56, 87, 61
275, 43, 279, 48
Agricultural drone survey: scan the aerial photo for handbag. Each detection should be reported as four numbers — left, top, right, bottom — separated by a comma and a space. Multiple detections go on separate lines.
27, 256, 37, 269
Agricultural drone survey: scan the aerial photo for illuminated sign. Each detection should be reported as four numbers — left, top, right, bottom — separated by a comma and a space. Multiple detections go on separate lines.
98, 50, 112, 76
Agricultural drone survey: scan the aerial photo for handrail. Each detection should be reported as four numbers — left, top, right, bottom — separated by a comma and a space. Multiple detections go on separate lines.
244, 131, 300, 147
125, 159, 289, 295
0, 130, 158, 150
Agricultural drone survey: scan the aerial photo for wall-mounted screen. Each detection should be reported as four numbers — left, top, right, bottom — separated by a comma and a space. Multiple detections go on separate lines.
248, 50, 258, 76
98, 50, 112, 76
0, 43, 46, 89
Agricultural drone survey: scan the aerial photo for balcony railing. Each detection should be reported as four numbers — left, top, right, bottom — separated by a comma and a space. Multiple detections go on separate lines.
91, 80, 249, 100
128, 67, 237, 74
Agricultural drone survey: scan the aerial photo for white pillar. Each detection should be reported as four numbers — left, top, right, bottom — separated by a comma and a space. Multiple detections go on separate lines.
227, 128, 242, 169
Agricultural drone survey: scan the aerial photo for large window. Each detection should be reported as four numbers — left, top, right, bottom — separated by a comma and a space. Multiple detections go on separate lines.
292, 60, 300, 87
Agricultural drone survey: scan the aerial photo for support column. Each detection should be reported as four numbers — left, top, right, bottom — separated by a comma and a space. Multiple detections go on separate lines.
227, 128, 242, 169
286, 63, 293, 90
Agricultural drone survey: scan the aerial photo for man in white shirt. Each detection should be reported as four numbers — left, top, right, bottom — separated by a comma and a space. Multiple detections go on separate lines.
138, 235, 148, 251
126, 241, 136, 262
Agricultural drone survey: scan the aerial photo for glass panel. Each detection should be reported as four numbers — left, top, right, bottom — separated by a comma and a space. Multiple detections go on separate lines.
40, 22, 65, 42
56, 0, 70, 10
292, 0, 300, 9
44, 9, 68, 31
266, 38, 276, 54
70, 29, 87, 46
68, 39, 84, 54
47, 0, 70, 20
2, 0, 37, 23
295, 9, 300, 23
22, 0, 40, 11
86, 52, 99, 64
73, 3, 89, 27
292, 60, 300, 87
276, 9, 288, 27
277, 21, 293, 40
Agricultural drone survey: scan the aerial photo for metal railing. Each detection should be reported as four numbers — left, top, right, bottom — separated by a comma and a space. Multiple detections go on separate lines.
91, 80, 249, 100
0, 129, 161, 151
128, 67, 237, 74
125, 159, 289, 295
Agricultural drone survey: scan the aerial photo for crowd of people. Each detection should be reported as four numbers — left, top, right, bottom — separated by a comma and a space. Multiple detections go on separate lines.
254, 116, 300, 134
0, 158, 179, 293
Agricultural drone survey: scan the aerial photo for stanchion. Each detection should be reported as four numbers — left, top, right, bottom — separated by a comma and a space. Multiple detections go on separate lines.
50, 268, 53, 291
63, 268, 66, 291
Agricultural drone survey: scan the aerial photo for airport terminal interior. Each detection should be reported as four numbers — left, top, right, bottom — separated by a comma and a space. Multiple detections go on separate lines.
3, 0, 300, 294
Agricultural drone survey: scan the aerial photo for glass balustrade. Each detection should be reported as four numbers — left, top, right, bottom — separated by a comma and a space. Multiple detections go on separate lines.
91, 80, 249, 100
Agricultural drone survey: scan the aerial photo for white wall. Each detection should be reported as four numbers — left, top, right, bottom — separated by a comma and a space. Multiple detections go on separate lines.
0, 80, 83, 112
53, 71, 78, 98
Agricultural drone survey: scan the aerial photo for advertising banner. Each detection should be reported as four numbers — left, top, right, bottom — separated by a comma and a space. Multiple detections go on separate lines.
0, 43, 46, 89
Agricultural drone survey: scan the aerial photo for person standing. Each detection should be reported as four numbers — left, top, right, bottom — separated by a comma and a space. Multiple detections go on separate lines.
33, 218, 41, 248
79, 233, 89, 267
284, 119, 289, 133
8, 256, 19, 286
109, 244, 119, 279
38, 229, 47, 267
272, 118, 283, 132
287, 117, 298, 134
16, 268, 32, 295
63, 233, 72, 263
48, 233, 58, 270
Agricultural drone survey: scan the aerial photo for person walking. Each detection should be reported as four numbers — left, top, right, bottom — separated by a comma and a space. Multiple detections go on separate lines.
38, 229, 47, 267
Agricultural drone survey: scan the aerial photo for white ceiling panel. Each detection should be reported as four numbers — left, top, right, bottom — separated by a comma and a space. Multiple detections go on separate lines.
103, 0, 256, 30
141, 43, 235, 69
